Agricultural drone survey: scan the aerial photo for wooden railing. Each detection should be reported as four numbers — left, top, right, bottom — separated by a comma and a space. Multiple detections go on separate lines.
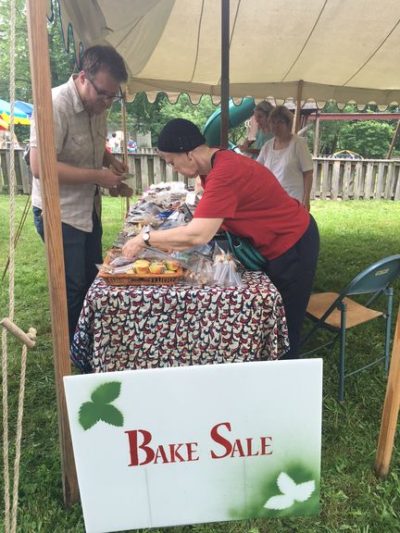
1, 148, 400, 200
0, 148, 190, 195
312, 157, 400, 200
0, 148, 31, 194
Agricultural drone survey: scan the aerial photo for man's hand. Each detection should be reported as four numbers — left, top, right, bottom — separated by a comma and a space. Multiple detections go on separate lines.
117, 182, 134, 197
96, 168, 124, 188
103, 150, 129, 176
110, 158, 128, 175
109, 182, 134, 197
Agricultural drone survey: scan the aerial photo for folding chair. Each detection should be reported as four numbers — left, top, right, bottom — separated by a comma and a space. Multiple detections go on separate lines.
300, 255, 400, 401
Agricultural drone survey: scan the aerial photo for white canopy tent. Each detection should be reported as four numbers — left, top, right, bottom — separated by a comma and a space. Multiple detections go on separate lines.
52, 0, 400, 108
25, 0, 400, 507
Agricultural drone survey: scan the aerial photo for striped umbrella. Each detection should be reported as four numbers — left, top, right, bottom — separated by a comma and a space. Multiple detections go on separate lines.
0, 116, 9, 130
0, 98, 31, 125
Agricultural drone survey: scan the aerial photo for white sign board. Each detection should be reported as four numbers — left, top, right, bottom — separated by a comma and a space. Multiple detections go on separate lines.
64, 360, 322, 533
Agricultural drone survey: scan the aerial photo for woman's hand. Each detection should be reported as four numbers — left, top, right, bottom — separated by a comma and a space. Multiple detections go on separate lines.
122, 234, 145, 259
302, 197, 311, 211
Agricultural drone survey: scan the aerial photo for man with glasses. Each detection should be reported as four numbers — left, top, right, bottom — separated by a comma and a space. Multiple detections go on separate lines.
30, 45, 132, 344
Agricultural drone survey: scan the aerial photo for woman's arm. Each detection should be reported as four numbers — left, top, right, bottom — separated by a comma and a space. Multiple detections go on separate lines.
256, 140, 271, 165
294, 137, 313, 210
302, 170, 313, 211
122, 217, 223, 258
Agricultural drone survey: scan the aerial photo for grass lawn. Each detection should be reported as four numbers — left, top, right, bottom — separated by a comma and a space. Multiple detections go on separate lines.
1, 196, 400, 532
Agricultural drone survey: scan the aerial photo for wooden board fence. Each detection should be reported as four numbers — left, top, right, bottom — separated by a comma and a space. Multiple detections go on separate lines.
1, 149, 400, 200
0, 149, 31, 194
311, 158, 400, 200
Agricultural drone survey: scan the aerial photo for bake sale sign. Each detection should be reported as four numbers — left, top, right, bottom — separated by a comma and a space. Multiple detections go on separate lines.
64, 359, 322, 533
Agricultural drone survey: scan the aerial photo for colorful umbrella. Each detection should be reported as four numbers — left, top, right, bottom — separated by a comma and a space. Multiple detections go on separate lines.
0, 116, 9, 130
15, 100, 33, 117
0, 98, 31, 125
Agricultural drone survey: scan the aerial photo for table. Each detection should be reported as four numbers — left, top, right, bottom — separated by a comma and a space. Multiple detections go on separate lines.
71, 271, 289, 373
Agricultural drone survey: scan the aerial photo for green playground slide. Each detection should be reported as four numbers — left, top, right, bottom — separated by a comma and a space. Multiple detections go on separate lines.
203, 97, 255, 147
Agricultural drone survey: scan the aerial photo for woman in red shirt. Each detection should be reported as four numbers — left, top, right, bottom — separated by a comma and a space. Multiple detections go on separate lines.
122, 119, 319, 358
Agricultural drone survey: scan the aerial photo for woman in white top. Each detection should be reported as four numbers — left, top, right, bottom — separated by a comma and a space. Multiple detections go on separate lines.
257, 105, 313, 210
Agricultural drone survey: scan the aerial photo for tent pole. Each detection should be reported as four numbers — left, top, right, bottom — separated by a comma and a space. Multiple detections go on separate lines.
375, 305, 400, 479
294, 79, 304, 133
386, 119, 400, 159
26, 0, 79, 506
313, 113, 320, 156
121, 97, 130, 214
220, 0, 230, 148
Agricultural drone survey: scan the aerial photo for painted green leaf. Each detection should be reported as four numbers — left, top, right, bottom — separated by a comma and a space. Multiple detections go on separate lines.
91, 381, 121, 405
98, 403, 124, 427
79, 401, 101, 430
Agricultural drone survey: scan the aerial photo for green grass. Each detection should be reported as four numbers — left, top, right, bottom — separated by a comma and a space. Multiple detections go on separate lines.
1, 197, 400, 532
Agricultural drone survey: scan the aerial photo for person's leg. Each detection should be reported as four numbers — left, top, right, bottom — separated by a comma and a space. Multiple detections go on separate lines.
267, 216, 320, 359
61, 223, 88, 344
32, 206, 44, 241
32, 207, 91, 344
84, 210, 103, 294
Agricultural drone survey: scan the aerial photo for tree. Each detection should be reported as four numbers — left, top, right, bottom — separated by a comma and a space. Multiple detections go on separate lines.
307, 102, 398, 158
159, 94, 246, 145
0, 0, 32, 101
107, 92, 221, 146
0, 0, 76, 142
107, 92, 170, 142
47, 3, 77, 88
338, 120, 394, 158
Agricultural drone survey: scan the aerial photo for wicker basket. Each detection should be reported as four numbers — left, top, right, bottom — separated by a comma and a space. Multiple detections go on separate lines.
99, 268, 184, 286
98, 252, 184, 286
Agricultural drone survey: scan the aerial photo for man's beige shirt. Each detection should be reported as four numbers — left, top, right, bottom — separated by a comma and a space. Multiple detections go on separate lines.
30, 76, 107, 232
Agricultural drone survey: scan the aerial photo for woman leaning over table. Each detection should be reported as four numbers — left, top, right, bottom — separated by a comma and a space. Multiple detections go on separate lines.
122, 119, 319, 359
257, 105, 314, 211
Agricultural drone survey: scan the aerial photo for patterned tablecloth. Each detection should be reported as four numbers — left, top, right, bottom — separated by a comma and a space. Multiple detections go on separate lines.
71, 271, 289, 373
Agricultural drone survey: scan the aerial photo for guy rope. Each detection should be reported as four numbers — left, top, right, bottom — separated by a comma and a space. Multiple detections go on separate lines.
1, 0, 37, 531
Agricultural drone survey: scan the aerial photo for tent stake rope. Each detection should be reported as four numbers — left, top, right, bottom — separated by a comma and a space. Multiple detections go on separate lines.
1, 323, 37, 533
1, 195, 32, 283
1, 0, 36, 531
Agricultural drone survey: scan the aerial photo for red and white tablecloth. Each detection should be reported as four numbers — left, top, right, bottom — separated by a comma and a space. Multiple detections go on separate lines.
71, 271, 289, 373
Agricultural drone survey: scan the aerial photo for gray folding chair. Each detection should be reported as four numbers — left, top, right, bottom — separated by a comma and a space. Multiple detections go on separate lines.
300, 255, 400, 401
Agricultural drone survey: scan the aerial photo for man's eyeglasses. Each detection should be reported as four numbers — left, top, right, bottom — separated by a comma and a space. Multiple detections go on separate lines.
86, 74, 123, 103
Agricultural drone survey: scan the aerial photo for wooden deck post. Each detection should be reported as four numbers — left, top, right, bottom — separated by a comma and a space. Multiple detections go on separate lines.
313, 114, 320, 157
294, 80, 304, 133
121, 97, 130, 213
26, 0, 79, 505
386, 120, 400, 159
375, 305, 400, 478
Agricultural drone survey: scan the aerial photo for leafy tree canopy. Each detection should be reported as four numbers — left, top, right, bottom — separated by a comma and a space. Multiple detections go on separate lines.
308, 102, 400, 158
338, 121, 393, 158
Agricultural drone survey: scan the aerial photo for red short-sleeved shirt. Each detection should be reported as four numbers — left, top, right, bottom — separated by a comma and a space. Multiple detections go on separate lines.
194, 150, 310, 260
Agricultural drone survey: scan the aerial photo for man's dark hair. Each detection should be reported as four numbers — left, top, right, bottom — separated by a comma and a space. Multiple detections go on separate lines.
80, 45, 128, 83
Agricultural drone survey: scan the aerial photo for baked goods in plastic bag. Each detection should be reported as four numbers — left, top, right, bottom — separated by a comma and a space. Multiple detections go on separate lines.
97, 248, 183, 276
212, 246, 244, 287
185, 254, 214, 285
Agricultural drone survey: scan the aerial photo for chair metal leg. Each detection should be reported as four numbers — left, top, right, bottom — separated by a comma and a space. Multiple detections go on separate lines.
338, 304, 347, 402
384, 287, 394, 373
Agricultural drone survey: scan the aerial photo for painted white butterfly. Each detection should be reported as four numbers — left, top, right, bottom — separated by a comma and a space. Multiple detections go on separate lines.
264, 472, 315, 510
